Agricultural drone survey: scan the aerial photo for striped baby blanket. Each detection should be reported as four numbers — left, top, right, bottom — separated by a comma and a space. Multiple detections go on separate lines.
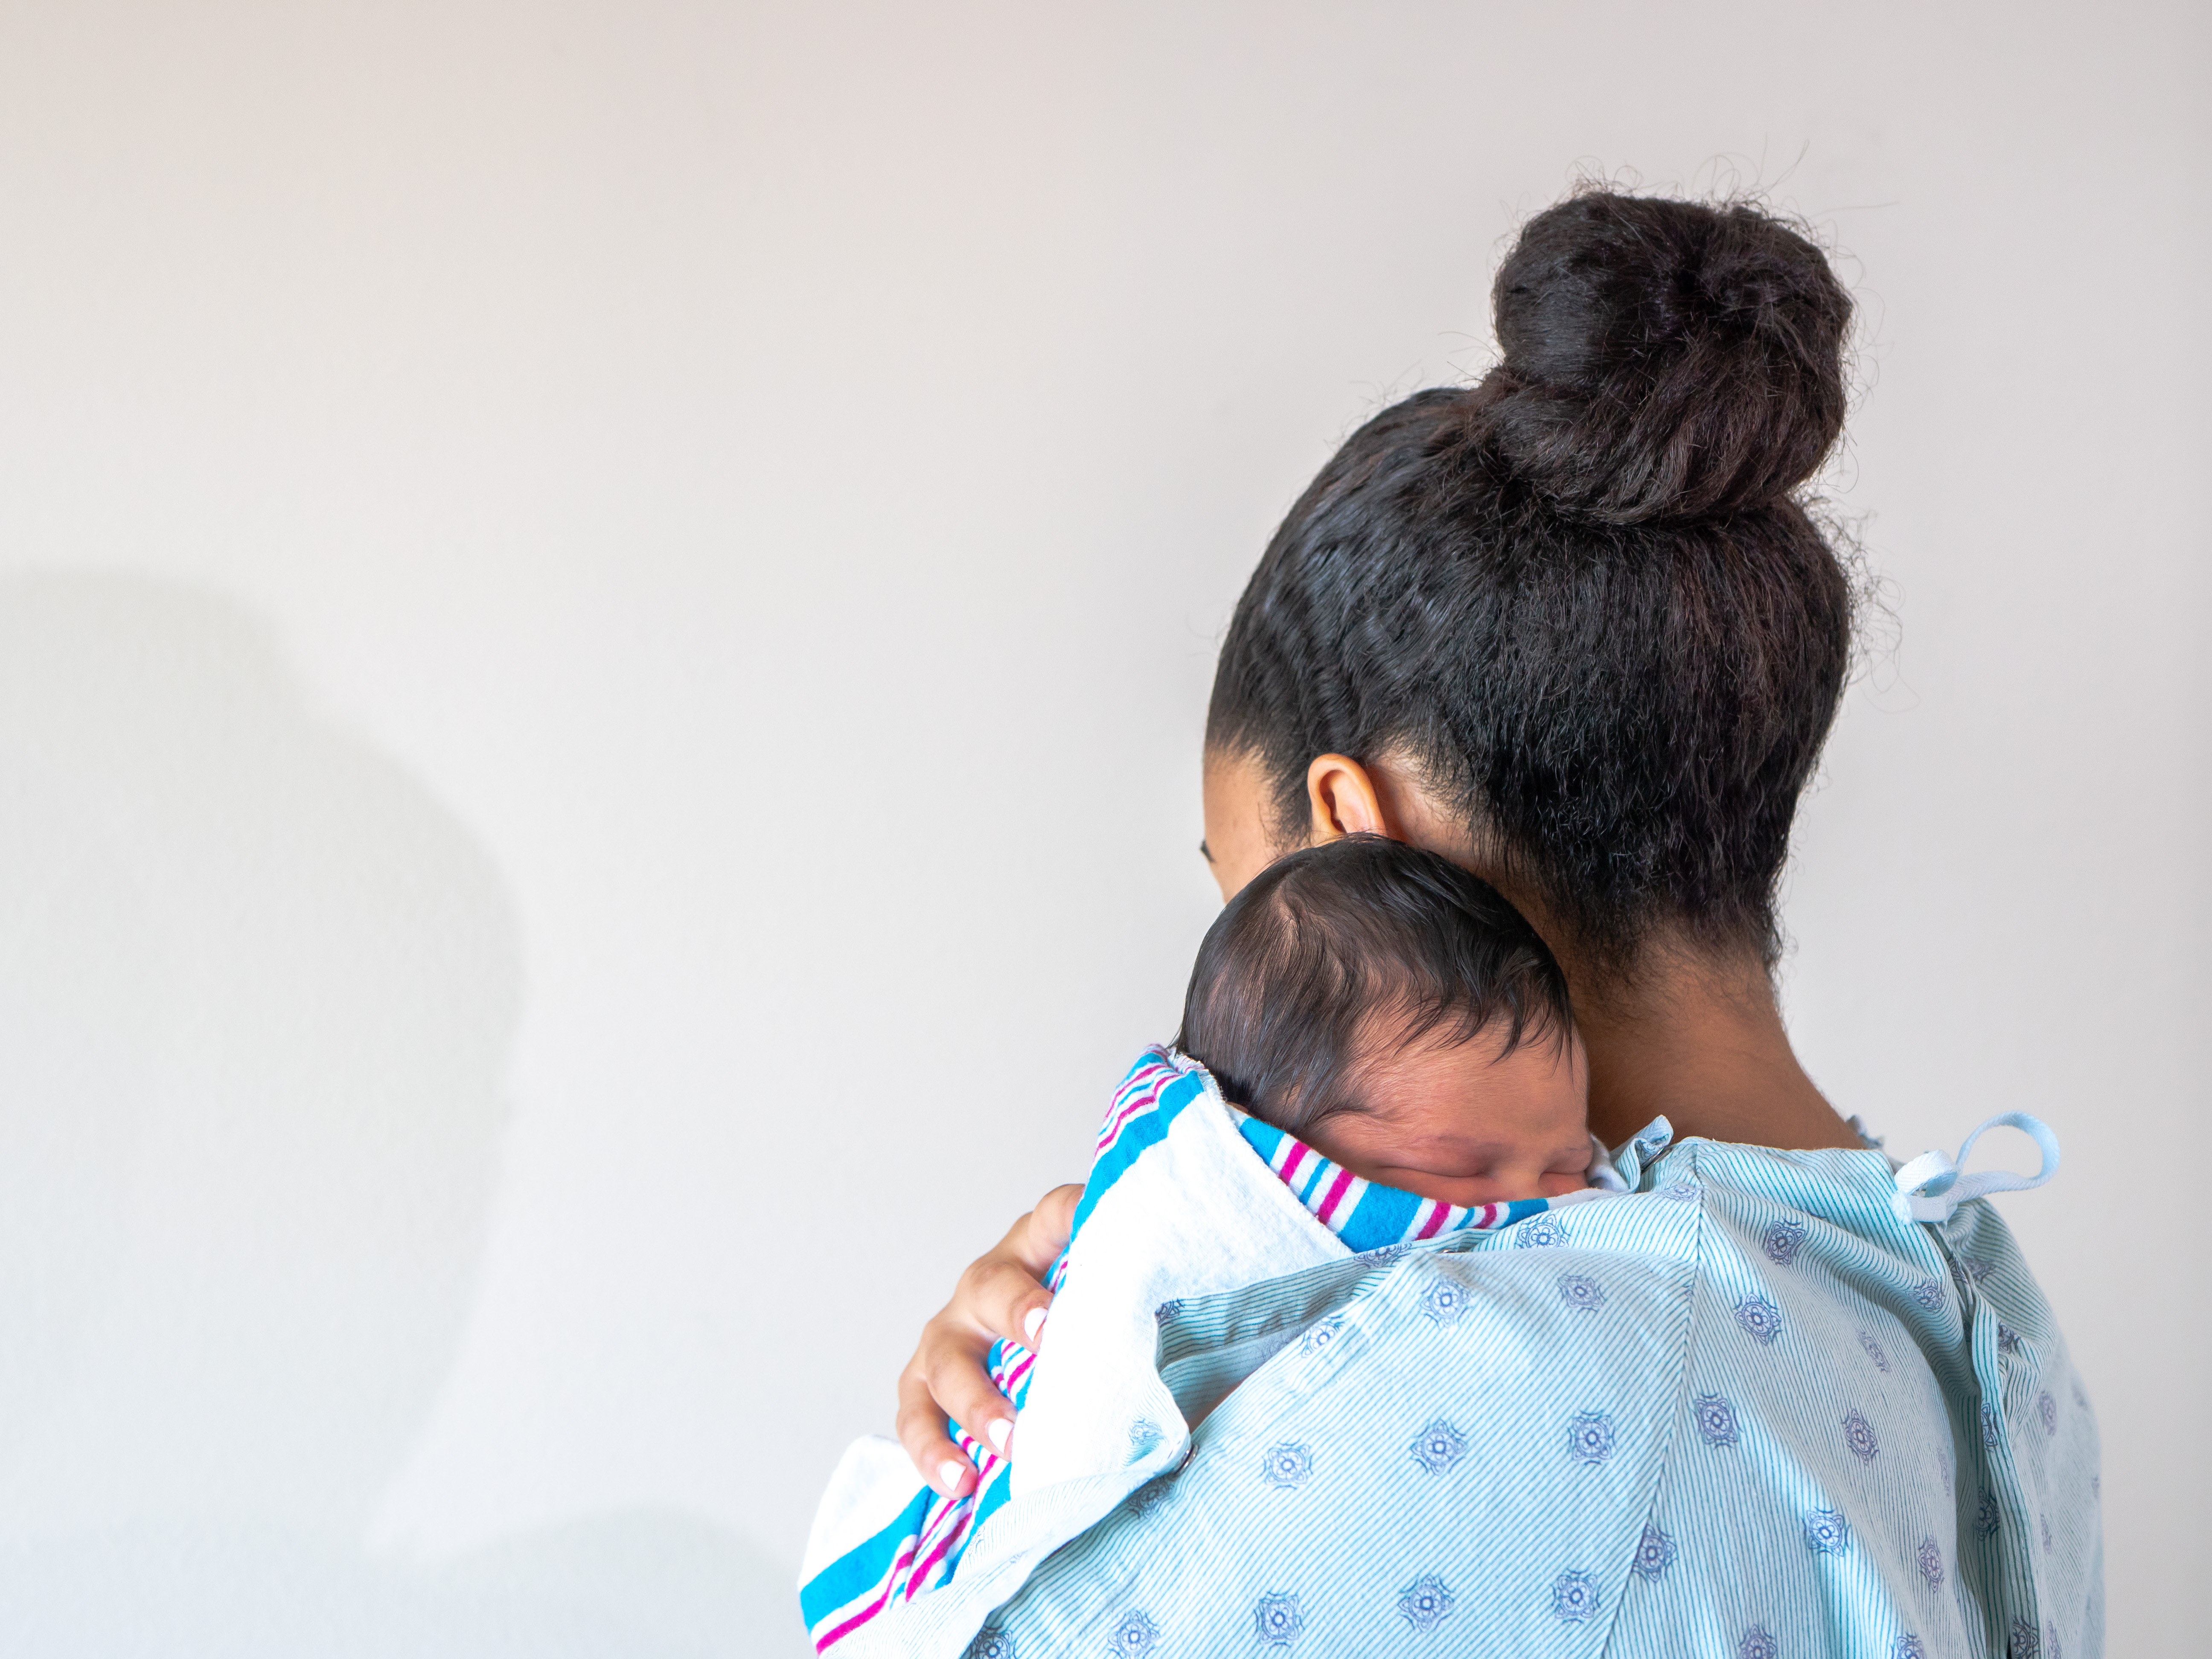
797, 1046, 1620, 1656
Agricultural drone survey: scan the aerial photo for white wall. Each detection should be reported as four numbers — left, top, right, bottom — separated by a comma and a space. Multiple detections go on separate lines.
0, 2, 2203, 1653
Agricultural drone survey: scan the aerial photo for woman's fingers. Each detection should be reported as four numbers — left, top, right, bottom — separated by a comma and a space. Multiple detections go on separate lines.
893, 1186, 1086, 1490
1022, 1184, 1083, 1273
896, 1305, 1016, 1491
961, 1244, 1058, 1354
975, 1184, 1083, 1349
896, 1350, 981, 1499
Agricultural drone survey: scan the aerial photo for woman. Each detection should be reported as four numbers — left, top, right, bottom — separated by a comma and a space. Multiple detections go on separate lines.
885, 192, 2096, 1656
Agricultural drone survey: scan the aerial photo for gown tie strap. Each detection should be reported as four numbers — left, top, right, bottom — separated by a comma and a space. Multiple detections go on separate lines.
1891, 1111, 2061, 1224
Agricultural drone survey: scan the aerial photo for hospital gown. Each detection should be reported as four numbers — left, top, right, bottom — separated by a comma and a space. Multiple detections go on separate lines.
966, 1118, 2098, 1658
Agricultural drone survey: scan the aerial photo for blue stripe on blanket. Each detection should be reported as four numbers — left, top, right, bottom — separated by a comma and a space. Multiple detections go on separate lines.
1067, 1065, 1209, 1246
1337, 1181, 1421, 1251
1238, 1115, 1287, 1164
798, 1485, 937, 1628
971, 1459, 1015, 1534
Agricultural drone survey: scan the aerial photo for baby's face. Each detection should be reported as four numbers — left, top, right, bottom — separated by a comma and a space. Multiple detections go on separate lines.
1301, 1023, 1592, 1208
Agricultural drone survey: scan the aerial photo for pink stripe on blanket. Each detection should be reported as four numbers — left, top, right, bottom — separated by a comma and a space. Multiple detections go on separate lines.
1314, 1167, 1356, 1223
818, 1537, 919, 1649
902, 1512, 971, 1601
1096, 1066, 1171, 1151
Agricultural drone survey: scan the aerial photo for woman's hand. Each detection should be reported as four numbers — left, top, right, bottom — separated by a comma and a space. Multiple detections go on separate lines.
896, 1184, 1083, 1497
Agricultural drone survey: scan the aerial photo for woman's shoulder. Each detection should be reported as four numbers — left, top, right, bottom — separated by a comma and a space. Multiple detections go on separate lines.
983, 1144, 2097, 1658
978, 1093, 2094, 1659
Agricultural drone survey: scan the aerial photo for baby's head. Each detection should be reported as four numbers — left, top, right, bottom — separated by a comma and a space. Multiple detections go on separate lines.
1175, 835, 1590, 1207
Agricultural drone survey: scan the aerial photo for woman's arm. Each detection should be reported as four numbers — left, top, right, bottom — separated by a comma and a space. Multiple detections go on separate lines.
896, 1185, 1083, 1495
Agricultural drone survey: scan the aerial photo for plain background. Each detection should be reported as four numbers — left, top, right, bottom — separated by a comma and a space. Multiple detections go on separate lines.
0, 1, 2204, 1653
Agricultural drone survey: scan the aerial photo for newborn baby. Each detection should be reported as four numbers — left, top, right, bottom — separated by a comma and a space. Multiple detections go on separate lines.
799, 835, 1623, 1655
1179, 831, 1597, 1216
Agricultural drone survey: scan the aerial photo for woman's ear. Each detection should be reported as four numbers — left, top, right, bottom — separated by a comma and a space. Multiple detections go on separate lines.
1304, 754, 1393, 842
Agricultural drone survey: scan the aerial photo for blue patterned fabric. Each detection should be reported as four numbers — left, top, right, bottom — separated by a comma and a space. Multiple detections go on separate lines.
960, 1132, 2100, 1659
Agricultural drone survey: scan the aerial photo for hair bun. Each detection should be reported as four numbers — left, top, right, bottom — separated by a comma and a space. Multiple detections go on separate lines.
1479, 192, 1851, 523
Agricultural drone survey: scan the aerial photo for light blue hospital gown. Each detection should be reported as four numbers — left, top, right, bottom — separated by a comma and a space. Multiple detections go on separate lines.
963, 1127, 2099, 1659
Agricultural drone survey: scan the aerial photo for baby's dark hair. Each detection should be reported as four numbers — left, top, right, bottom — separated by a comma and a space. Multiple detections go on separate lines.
1173, 835, 1574, 1137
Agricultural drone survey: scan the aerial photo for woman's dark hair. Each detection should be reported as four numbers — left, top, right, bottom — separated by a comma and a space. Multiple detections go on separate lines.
1206, 189, 1856, 972
1173, 835, 1573, 1135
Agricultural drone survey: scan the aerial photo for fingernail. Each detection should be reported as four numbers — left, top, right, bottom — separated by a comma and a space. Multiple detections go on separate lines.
937, 1460, 967, 1495
1023, 1307, 1048, 1344
986, 1418, 1013, 1455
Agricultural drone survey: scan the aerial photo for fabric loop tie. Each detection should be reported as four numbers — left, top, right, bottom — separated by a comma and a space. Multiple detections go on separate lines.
1892, 1111, 2061, 1223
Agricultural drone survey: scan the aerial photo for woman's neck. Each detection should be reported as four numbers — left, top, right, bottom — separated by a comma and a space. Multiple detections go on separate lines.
1570, 944, 1862, 1152
1302, 753, 1863, 1153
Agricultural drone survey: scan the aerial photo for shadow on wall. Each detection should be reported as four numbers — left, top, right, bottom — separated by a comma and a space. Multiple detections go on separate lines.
0, 573, 809, 1657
